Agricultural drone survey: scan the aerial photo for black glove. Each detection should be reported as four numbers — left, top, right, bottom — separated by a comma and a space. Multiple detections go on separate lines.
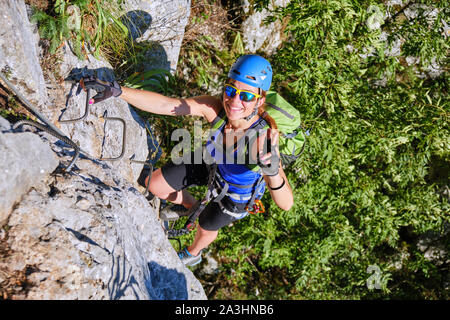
82, 76, 122, 104
258, 138, 280, 176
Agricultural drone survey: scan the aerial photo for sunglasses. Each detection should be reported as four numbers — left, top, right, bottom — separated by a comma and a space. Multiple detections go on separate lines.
224, 84, 261, 102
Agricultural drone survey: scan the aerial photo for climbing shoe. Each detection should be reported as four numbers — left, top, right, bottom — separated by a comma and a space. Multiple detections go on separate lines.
159, 203, 193, 221
178, 247, 202, 267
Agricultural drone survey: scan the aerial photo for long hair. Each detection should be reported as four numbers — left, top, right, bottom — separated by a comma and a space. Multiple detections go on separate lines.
258, 91, 278, 129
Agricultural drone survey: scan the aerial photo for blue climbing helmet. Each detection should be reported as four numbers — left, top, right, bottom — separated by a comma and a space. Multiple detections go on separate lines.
228, 55, 272, 91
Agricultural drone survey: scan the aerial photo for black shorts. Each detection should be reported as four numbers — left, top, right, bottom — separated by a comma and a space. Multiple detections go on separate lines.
161, 152, 248, 231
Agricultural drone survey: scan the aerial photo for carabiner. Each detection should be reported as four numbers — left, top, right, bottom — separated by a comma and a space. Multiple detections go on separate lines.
246, 199, 265, 215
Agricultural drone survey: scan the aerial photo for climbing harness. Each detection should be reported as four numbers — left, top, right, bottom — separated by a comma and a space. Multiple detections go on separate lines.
165, 163, 218, 238
163, 154, 268, 239
162, 165, 266, 240
163, 112, 270, 239
212, 170, 265, 209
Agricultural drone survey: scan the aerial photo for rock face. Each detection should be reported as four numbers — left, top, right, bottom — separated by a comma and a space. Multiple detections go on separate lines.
0, 0, 49, 110
53, 0, 192, 183
121, 0, 192, 73
0, 127, 59, 226
0, 118, 206, 300
241, 0, 290, 55
0, 0, 191, 184
0, 0, 206, 300
57, 49, 150, 184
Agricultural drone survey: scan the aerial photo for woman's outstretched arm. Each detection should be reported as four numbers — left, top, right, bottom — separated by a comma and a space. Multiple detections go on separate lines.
120, 87, 221, 122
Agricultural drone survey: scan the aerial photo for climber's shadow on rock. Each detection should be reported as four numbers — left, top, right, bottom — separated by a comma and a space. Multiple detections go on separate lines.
146, 261, 188, 299
119, 10, 171, 75
107, 254, 188, 299
120, 10, 152, 42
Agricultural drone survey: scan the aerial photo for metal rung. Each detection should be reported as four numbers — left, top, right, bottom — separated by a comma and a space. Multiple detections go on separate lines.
99, 111, 126, 161
60, 80, 91, 124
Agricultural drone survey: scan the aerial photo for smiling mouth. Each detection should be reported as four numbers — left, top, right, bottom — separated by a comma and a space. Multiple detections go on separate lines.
227, 104, 244, 112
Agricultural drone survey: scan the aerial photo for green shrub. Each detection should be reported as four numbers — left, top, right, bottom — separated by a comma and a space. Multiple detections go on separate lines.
204, 0, 449, 299
30, 0, 128, 59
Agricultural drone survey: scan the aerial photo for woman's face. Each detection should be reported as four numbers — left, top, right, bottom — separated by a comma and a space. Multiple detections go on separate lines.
222, 79, 263, 121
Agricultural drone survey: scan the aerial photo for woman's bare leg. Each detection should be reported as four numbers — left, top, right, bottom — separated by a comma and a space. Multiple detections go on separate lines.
187, 225, 218, 256
147, 168, 197, 208
147, 168, 215, 256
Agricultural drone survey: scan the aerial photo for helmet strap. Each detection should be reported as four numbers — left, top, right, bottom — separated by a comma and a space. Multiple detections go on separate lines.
244, 88, 261, 121
244, 104, 259, 121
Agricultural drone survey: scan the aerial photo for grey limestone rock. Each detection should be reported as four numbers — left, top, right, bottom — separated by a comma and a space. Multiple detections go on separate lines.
57, 48, 149, 184
0, 117, 59, 227
121, 0, 192, 74
0, 0, 49, 112
0, 123, 206, 300
241, 0, 290, 55
0, 0, 206, 300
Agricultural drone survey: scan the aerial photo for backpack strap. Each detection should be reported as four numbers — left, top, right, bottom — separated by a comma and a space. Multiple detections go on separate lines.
211, 108, 227, 131
244, 116, 269, 172
282, 125, 300, 138
207, 112, 268, 208
265, 101, 295, 119
251, 114, 269, 130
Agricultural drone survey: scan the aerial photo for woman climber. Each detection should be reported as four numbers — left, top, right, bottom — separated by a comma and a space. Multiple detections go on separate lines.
84, 55, 294, 266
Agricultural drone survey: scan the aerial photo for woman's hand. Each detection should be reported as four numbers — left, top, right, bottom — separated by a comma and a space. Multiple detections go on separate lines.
82, 76, 122, 104
257, 128, 280, 176
257, 128, 293, 210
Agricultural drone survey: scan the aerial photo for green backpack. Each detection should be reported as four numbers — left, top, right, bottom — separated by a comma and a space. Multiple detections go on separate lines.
264, 91, 306, 166
211, 91, 306, 168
